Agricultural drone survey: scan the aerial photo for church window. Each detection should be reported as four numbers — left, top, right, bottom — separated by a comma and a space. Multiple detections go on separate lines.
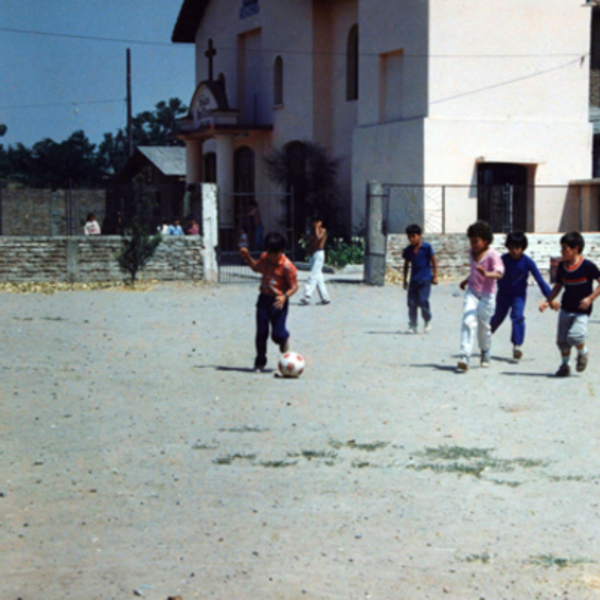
274, 56, 284, 105
240, 0, 259, 19
346, 24, 359, 101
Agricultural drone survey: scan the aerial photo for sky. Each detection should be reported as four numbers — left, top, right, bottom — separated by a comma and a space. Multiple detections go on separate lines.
0, 0, 195, 148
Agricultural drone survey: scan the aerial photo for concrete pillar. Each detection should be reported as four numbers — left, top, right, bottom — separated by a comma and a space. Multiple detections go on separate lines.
215, 134, 235, 228
185, 140, 203, 185
201, 183, 219, 283
364, 180, 387, 286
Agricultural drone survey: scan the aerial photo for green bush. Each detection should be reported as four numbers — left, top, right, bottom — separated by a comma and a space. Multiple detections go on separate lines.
325, 237, 365, 269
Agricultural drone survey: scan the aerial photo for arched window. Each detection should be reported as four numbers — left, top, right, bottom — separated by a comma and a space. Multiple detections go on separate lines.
346, 24, 359, 101
274, 56, 284, 105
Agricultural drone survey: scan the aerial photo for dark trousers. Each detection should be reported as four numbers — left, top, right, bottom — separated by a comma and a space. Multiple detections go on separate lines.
407, 280, 432, 327
490, 293, 526, 346
255, 293, 289, 368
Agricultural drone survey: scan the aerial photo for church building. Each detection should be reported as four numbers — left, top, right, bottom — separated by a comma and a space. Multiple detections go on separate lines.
172, 0, 594, 240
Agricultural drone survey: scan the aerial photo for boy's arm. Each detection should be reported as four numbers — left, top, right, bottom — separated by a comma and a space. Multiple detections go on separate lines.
540, 283, 562, 312
239, 247, 261, 272
579, 279, 600, 311
403, 259, 409, 290
431, 254, 438, 284
528, 258, 552, 298
274, 274, 299, 309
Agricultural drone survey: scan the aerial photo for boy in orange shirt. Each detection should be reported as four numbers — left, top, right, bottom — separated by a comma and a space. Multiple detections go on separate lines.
240, 232, 299, 372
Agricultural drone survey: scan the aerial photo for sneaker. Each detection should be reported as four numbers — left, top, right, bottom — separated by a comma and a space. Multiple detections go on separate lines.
254, 359, 267, 373
457, 356, 469, 372
280, 338, 290, 353
576, 351, 589, 373
299, 298, 310, 305
407, 325, 418, 334
481, 351, 491, 368
321, 298, 331, 305
555, 363, 571, 377
513, 346, 523, 360
424, 321, 432, 333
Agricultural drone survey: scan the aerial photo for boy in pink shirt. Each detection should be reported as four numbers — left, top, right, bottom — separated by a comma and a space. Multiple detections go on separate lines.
457, 221, 505, 372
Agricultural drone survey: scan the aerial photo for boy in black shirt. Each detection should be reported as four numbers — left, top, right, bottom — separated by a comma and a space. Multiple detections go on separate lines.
540, 231, 600, 376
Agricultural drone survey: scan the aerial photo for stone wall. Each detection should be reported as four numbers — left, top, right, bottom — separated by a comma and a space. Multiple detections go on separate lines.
0, 188, 106, 236
386, 232, 600, 280
0, 236, 203, 283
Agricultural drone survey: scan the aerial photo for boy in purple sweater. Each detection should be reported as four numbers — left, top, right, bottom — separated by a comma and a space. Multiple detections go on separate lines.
457, 221, 504, 372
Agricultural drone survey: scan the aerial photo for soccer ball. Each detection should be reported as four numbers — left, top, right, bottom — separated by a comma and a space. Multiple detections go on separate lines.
278, 352, 305, 378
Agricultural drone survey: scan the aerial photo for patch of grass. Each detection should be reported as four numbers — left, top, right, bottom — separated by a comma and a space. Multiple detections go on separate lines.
259, 460, 298, 468
191, 442, 218, 450
408, 445, 548, 480
464, 552, 490, 564
301, 449, 338, 461
329, 440, 389, 452
219, 426, 268, 433
528, 554, 595, 569
490, 479, 522, 487
352, 460, 373, 468
213, 453, 257, 465
547, 474, 586, 482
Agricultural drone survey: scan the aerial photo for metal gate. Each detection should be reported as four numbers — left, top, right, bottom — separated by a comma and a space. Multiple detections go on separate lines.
217, 191, 295, 283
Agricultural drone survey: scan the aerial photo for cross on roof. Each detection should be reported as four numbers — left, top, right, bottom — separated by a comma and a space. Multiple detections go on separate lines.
205, 38, 216, 82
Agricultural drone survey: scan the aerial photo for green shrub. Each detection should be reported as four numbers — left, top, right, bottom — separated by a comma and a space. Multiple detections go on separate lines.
325, 237, 365, 269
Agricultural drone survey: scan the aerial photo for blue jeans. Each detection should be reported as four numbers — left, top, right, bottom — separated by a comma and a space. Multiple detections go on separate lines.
255, 293, 289, 368
490, 293, 526, 346
407, 280, 432, 327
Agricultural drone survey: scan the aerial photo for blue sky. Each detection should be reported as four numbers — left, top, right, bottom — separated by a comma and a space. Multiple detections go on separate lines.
0, 0, 195, 148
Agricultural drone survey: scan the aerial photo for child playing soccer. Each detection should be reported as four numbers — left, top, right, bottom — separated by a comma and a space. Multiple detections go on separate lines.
490, 231, 551, 360
240, 232, 299, 372
402, 224, 438, 333
457, 220, 505, 372
539, 231, 600, 377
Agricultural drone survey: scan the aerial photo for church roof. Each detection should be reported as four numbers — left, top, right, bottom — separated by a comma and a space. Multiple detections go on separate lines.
172, 0, 210, 43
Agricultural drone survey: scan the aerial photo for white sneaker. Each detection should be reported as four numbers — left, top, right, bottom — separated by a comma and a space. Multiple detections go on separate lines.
481, 351, 491, 368
424, 321, 432, 333
407, 326, 418, 334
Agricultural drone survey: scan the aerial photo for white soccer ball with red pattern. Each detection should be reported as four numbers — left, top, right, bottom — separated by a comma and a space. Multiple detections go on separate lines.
278, 351, 305, 378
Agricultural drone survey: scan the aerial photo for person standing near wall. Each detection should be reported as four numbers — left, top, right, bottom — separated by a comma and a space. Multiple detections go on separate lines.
84, 213, 101, 235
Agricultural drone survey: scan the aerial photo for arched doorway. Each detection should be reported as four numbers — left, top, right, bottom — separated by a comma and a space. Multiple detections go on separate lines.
477, 163, 528, 232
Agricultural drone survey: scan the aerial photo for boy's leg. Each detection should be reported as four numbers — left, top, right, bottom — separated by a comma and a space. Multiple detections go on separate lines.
509, 295, 526, 347
568, 314, 589, 372
255, 295, 271, 369
418, 281, 432, 324
490, 293, 510, 334
459, 289, 479, 364
476, 293, 496, 360
303, 253, 318, 301
556, 310, 573, 375
270, 300, 290, 352
407, 283, 419, 330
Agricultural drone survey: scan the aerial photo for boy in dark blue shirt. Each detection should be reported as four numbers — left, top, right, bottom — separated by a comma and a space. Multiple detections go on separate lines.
402, 224, 438, 333
540, 231, 600, 377
490, 232, 551, 359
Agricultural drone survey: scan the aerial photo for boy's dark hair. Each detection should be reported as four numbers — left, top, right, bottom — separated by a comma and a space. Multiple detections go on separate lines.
264, 231, 287, 253
467, 220, 493, 244
560, 231, 585, 253
405, 224, 422, 235
310, 211, 324, 224
505, 231, 528, 250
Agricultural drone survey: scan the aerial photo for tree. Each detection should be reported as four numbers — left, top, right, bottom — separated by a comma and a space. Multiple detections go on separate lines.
264, 141, 341, 239
0, 124, 6, 137
98, 97, 188, 175
117, 173, 162, 284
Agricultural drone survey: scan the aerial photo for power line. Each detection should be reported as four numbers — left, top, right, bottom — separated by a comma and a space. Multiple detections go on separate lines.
0, 98, 124, 110
0, 26, 587, 58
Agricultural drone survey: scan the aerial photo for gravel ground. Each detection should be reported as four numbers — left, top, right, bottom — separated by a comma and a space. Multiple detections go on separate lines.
2, 278, 600, 600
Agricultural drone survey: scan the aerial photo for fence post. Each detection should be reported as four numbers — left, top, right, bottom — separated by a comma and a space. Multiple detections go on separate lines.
364, 180, 387, 286
202, 183, 219, 283
442, 185, 446, 234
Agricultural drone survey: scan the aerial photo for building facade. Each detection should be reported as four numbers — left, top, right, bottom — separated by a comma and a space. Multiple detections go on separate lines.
172, 0, 594, 239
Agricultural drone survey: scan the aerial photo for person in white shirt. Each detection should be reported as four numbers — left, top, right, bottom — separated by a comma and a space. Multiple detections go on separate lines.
84, 213, 101, 235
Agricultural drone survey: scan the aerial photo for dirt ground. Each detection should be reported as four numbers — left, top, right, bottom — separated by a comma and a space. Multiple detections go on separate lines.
2, 277, 600, 600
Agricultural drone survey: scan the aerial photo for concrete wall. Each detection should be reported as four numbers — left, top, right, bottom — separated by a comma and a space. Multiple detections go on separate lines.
0, 236, 203, 283
386, 232, 600, 281
0, 188, 106, 236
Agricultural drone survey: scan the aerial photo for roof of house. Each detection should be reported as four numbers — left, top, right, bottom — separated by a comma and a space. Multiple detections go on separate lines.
172, 0, 210, 43
134, 146, 186, 176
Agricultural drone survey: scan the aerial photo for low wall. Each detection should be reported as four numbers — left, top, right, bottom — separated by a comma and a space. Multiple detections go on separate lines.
386, 232, 600, 280
0, 236, 203, 283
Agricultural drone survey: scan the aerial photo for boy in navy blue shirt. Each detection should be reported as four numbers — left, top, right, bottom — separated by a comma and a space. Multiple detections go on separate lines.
540, 231, 600, 377
490, 232, 551, 360
402, 224, 438, 333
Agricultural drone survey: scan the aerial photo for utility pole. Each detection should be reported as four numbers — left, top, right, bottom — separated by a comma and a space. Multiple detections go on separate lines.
127, 48, 133, 157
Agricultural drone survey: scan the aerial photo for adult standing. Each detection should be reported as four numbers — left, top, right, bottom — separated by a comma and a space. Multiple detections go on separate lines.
248, 200, 264, 250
